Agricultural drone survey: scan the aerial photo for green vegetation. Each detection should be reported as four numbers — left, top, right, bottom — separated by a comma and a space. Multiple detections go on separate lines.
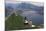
5, 13, 24, 30
5, 13, 43, 30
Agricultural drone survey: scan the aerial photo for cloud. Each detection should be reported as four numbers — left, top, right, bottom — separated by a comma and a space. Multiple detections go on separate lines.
6, 0, 44, 2
31, 2, 44, 7
22, 11, 39, 16
6, 0, 44, 7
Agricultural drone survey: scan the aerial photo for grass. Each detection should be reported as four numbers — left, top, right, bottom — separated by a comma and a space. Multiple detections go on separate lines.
5, 13, 43, 30
5, 13, 24, 30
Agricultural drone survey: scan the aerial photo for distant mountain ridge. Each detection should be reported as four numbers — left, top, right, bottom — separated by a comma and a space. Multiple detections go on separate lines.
5, 2, 44, 25
5, 3, 43, 10
5, 2, 44, 17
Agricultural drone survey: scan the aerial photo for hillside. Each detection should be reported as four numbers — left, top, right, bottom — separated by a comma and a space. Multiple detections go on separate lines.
5, 13, 24, 30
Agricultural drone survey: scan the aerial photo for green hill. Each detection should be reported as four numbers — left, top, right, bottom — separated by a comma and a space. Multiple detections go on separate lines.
5, 13, 24, 30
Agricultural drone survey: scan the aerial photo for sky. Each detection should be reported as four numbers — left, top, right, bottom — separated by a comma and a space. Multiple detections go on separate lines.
5, 0, 44, 7
6, 0, 44, 2
5, 0, 44, 16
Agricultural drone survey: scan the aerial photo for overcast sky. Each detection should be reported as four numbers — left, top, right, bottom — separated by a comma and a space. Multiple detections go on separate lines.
6, 0, 44, 2
5, 0, 44, 7
5, 0, 44, 16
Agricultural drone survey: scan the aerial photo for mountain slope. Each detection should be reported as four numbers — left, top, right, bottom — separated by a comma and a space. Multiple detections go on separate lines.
5, 13, 24, 30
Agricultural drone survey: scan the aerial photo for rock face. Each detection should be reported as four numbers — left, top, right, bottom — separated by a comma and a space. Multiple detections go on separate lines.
28, 21, 32, 27
24, 17, 32, 27
24, 20, 32, 27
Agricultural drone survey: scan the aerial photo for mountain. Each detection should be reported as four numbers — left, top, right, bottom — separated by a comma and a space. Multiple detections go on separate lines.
5, 13, 24, 30
5, 3, 44, 16
5, 2, 44, 25
5, 2, 44, 11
